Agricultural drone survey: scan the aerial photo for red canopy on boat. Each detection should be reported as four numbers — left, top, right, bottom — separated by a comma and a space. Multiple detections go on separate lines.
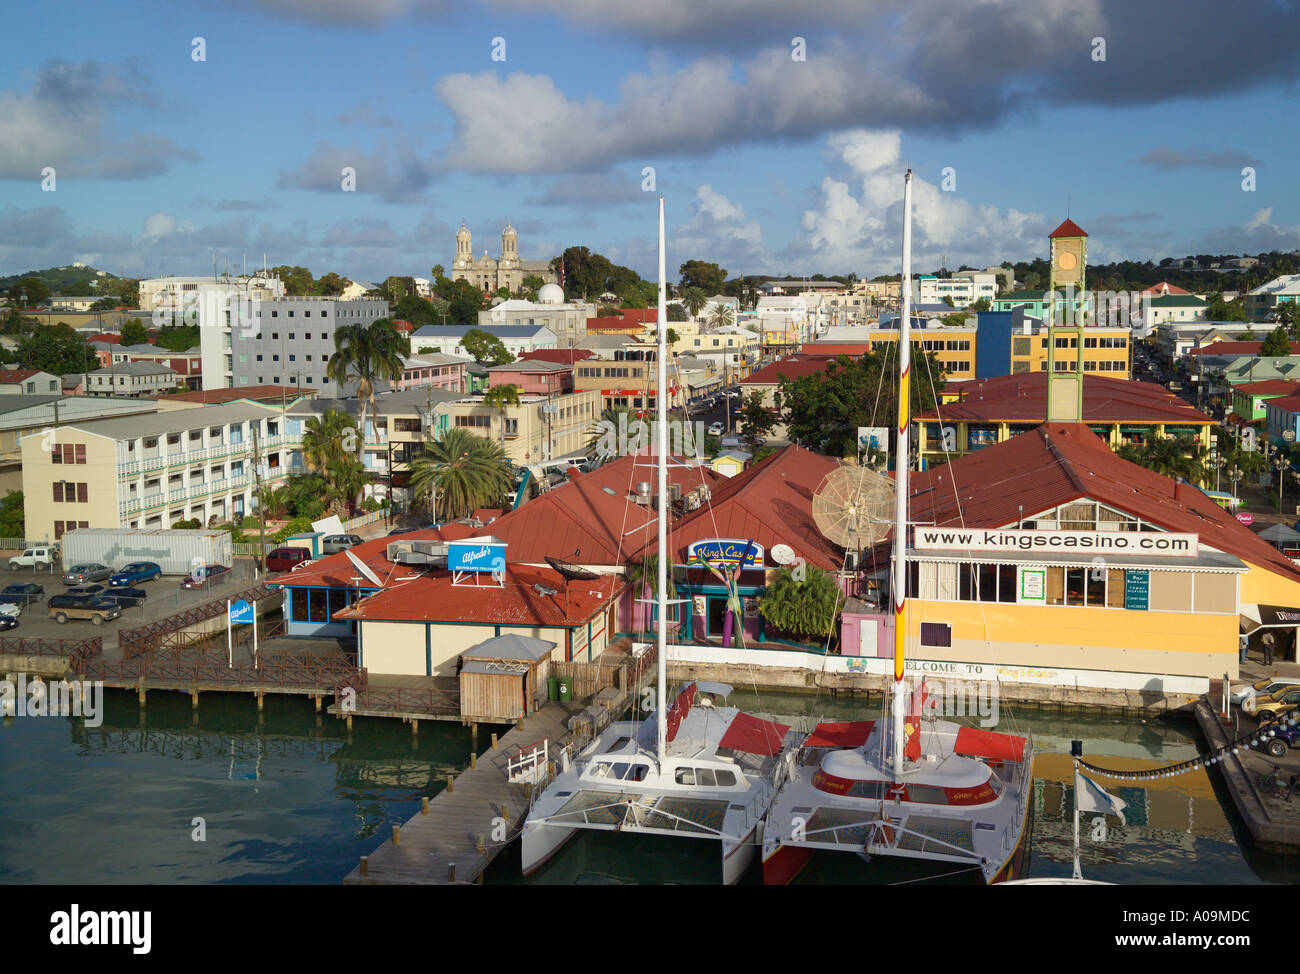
719, 712, 791, 756
805, 720, 875, 748
954, 726, 1026, 762
665, 682, 696, 743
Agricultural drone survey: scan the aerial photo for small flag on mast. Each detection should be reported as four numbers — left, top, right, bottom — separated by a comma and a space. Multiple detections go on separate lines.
1075, 769, 1127, 824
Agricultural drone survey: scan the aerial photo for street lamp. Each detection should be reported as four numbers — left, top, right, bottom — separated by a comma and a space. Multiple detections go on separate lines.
1276, 454, 1293, 511
1228, 464, 1243, 507
1209, 449, 1225, 493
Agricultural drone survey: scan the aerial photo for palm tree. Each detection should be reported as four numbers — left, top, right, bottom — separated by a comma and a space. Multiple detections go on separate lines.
326, 317, 410, 451
482, 383, 522, 447
681, 286, 707, 319
408, 427, 512, 521
255, 484, 288, 519
587, 405, 648, 459
329, 454, 370, 515
708, 304, 735, 329
301, 408, 357, 475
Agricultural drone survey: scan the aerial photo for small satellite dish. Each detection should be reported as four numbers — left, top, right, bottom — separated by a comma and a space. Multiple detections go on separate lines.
345, 548, 384, 588
771, 544, 796, 565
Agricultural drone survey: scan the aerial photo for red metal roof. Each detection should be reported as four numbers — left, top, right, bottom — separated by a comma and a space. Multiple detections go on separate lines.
89, 333, 121, 344
1235, 380, 1300, 395
160, 385, 307, 404
1141, 281, 1191, 296
517, 348, 595, 365
741, 355, 844, 386
482, 452, 727, 566
667, 444, 843, 570
1263, 394, 1300, 414
335, 564, 623, 626
1188, 341, 1270, 357
1048, 218, 1088, 238
914, 373, 1212, 424
268, 523, 478, 590
907, 423, 1300, 582
0, 369, 40, 383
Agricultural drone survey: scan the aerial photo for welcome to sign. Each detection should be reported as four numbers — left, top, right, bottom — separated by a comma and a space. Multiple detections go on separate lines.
687, 539, 764, 568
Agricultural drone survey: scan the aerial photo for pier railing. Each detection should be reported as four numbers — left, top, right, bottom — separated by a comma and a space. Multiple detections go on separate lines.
80, 654, 365, 691
333, 683, 459, 717
2, 636, 102, 665
120, 584, 278, 658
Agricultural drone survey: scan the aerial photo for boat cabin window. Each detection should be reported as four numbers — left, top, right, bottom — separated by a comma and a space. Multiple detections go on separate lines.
674, 767, 739, 787
847, 780, 885, 799
907, 785, 949, 805
590, 761, 648, 781
715, 770, 737, 787
696, 768, 716, 787
675, 768, 696, 785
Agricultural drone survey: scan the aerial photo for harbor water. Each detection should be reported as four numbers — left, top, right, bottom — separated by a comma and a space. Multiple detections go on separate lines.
0, 687, 1297, 885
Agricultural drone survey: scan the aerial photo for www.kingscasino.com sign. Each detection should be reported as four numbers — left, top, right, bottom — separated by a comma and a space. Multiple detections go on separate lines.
914, 527, 1199, 556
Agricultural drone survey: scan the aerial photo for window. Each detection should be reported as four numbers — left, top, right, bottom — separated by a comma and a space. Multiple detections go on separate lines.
920, 622, 951, 648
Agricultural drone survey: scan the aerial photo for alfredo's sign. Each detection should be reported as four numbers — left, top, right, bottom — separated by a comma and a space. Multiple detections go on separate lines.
448, 539, 507, 573
915, 527, 1198, 557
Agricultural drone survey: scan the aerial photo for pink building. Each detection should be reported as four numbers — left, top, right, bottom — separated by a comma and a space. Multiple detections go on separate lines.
396, 354, 468, 393
487, 359, 574, 396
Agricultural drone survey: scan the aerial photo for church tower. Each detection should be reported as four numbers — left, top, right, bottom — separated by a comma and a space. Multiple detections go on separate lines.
454, 221, 472, 272
1045, 218, 1088, 423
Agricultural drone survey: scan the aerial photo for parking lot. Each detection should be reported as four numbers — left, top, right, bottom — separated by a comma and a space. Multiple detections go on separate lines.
0, 554, 270, 653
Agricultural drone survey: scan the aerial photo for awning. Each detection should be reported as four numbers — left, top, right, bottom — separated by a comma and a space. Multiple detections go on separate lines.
1242, 604, 1300, 633
953, 726, 1026, 762
719, 711, 791, 756
806, 720, 876, 748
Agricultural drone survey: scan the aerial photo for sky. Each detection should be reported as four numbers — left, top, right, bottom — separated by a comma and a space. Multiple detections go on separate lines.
1, 0, 1298, 285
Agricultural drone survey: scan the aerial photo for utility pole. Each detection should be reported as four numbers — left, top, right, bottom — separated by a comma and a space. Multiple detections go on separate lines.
251, 424, 267, 578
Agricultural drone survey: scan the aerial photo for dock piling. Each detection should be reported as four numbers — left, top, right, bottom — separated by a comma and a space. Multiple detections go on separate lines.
421, 797, 429, 816
392, 824, 401, 845
360, 856, 368, 878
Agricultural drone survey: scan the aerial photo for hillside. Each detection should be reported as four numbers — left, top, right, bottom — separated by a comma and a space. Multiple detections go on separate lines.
0, 265, 120, 296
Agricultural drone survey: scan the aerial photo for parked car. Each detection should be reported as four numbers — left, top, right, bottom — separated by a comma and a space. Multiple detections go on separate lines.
110, 562, 162, 586
321, 535, 363, 556
266, 547, 311, 572
1246, 686, 1300, 722
0, 615, 17, 632
707, 422, 724, 436
1233, 677, 1300, 706
1259, 722, 1300, 758
105, 586, 148, 607
386, 527, 420, 537
8, 546, 58, 571
62, 563, 111, 585
180, 564, 231, 590
64, 584, 107, 598
47, 594, 122, 625
0, 583, 44, 607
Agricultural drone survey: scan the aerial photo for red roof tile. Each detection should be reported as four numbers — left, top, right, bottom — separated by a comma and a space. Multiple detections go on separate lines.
914, 373, 1212, 425
666, 444, 843, 570
1048, 218, 1088, 238
741, 354, 844, 386
1188, 341, 1269, 356
1263, 394, 1300, 414
907, 423, 1300, 582
0, 369, 42, 383
1141, 281, 1191, 296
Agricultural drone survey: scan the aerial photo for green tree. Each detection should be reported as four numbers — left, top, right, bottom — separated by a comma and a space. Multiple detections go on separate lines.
1261, 325, 1292, 357
382, 276, 416, 304
408, 427, 512, 520
444, 278, 485, 326
737, 392, 777, 453
155, 324, 200, 352
482, 383, 522, 447
967, 297, 991, 312
758, 566, 840, 642
678, 260, 726, 295
271, 266, 314, 296
1116, 434, 1209, 486
15, 324, 97, 375
520, 274, 544, 301
680, 287, 708, 319
256, 483, 291, 519
1207, 293, 1248, 321
1274, 303, 1300, 336
708, 304, 736, 329
7, 277, 50, 307
112, 277, 141, 308
326, 318, 410, 451
587, 405, 647, 459
120, 318, 147, 346
779, 350, 944, 456
393, 294, 435, 328
88, 296, 120, 312
0, 309, 30, 335
314, 272, 347, 296
666, 303, 689, 322
0, 491, 23, 538
461, 328, 514, 365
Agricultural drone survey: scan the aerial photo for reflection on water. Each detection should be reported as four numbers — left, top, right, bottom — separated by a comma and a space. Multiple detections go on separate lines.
1, 686, 1297, 884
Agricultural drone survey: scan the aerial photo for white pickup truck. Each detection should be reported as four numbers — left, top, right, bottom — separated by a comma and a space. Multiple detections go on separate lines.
8, 545, 58, 571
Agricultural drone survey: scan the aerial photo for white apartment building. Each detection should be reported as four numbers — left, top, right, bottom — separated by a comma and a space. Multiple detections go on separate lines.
478, 291, 594, 348
1247, 274, 1300, 322
681, 326, 762, 379
917, 272, 998, 306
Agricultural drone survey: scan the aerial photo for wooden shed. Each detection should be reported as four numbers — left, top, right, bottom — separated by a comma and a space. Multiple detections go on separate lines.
458, 634, 556, 722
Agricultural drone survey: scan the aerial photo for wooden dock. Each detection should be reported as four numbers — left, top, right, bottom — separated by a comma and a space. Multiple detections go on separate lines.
343, 699, 586, 885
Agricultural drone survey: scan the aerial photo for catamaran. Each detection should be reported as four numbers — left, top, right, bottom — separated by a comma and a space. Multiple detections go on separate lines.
520, 198, 796, 884
760, 170, 1035, 885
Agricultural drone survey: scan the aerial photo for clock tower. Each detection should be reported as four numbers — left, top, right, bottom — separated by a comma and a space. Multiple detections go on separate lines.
1045, 217, 1088, 422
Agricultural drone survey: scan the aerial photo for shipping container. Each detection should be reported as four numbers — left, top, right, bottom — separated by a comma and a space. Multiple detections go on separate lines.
60, 529, 234, 576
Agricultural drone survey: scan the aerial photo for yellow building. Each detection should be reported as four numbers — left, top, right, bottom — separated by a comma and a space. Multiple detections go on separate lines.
845, 422, 1300, 693
913, 372, 1214, 467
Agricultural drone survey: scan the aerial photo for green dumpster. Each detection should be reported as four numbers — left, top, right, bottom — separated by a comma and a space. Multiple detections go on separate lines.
558, 679, 572, 702
547, 676, 560, 701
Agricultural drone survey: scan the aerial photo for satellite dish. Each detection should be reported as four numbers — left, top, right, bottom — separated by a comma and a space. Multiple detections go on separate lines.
345, 548, 384, 588
533, 583, 558, 597
771, 544, 796, 565
812, 462, 895, 549
546, 555, 600, 581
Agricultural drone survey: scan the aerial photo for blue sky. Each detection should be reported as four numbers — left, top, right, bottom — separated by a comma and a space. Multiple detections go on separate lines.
1, 0, 1297, 284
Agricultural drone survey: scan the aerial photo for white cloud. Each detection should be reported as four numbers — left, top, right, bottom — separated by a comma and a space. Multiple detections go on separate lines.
796, 129, 1046, 275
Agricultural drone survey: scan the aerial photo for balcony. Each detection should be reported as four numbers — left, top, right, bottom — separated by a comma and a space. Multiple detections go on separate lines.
119, 472, 250, 518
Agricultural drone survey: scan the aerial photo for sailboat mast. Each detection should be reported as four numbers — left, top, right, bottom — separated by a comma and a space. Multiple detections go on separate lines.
656, 196, 669, 767
891, 169, 914, 779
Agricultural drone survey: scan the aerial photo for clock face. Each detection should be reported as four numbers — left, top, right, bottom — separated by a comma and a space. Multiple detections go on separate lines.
1057, 250, 1078, 271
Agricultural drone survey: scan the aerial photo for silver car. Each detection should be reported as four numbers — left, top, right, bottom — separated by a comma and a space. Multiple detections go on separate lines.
321, 534, 363, 555
62, 563, 112, 585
